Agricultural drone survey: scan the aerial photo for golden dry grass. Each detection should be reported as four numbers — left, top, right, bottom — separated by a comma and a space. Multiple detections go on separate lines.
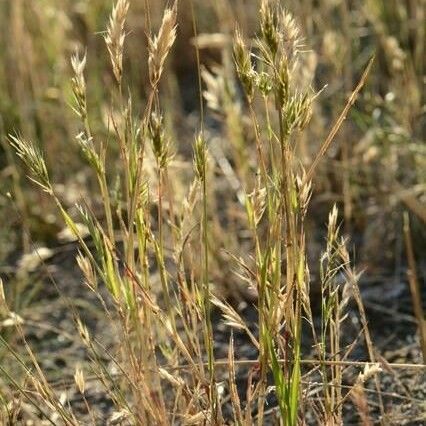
0, 0, 424, 424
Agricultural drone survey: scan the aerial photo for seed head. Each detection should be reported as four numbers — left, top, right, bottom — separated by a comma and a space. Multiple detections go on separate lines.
104, 0, 130, 84
9, 135, 51, 193
282, 91, 313, 135
280, 8, 302, 60
148, 113, 172, 168
148, 3, 178, 86
233, 28, 255, 99
74, 365, 86, 394
71, 52, 87, 119
71, 53, 87, 119
260, 0, 279, 58
275, 56, 289, 106
77, 319, 91, 346
193, 133, 207, 182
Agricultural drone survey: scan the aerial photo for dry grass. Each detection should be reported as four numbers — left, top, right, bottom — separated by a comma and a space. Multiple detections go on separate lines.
0, 0, 425, 425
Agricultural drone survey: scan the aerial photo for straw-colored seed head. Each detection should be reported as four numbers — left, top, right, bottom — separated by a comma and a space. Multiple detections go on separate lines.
260, 0, 279, 57
258, 1, 303, 66
71, 51, 86, 81
148, 3, 177, 86
104, 0, 129, 84
296, 173, 312, 214
76, 252, 97, 291
159, 367, 185, 387
282, 91, 313, 134
9, 135, 51, 192
280, 9, 301, 55
77, 319, 91, 345
298, 92, 313, 130
75, 132, 103, 174
74, 365, 85, 394
276, 56, 290, 105
247, 179, 266, 227
358, 363, 382, 384
233, 28, 255, 99
327, 204, 339, 243
71, 52, 87, 118
211, 296, 245, 331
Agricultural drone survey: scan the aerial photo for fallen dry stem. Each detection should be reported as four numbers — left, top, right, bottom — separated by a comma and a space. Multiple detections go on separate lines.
168, 358, 426, 372
47, 359, 426, 390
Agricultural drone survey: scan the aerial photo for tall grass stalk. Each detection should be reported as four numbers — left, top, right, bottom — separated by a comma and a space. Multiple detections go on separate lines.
7, 0, 384, 424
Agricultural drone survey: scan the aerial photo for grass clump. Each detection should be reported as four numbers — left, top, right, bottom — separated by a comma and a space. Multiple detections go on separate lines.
2, 0, 424, 425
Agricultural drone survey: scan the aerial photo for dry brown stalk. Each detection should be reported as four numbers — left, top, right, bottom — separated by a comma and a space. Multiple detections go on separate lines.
304, 56, 375, 185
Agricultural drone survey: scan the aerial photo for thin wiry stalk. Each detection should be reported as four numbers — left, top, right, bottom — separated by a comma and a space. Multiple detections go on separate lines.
303, 56, 375, 185
194, 134, 217, 419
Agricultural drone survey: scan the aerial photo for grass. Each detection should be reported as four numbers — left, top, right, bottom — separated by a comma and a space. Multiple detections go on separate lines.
1, 0, 425, 424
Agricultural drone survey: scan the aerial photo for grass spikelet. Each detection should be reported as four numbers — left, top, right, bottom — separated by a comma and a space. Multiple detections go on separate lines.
70, 52, 88, 119
193, 132, 207, 182
148, 112, 172, 169
349, 364, 382, 425
211, 296, 259, 348
74, 365, 86, 395
233, 28, 255, 100
104, 0, 130, 84
148, 2, 177, 87
280, 8, 303, 59
260, 0, 279, 58
9, 135, 51, 193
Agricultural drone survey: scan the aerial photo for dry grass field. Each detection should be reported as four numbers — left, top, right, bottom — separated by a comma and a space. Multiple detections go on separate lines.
0, 0, 425, 424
